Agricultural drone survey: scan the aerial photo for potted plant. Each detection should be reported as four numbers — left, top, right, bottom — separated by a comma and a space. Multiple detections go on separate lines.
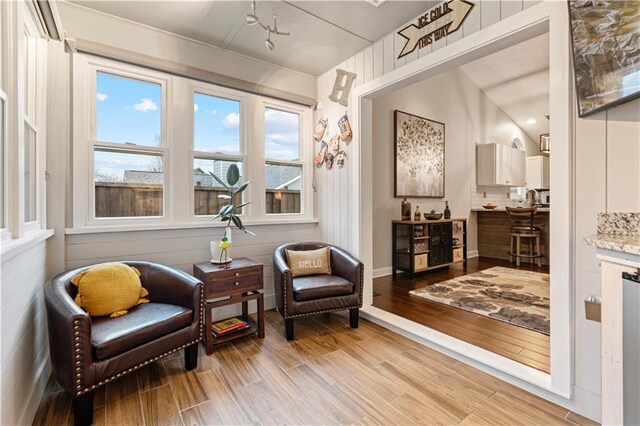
209, 164, 254, 267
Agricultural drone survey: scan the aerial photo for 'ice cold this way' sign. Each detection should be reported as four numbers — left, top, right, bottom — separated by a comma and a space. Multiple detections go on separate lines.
397, 0, 474, 58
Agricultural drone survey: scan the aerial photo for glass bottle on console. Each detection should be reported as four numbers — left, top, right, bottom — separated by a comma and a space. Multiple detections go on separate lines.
401, 198, 411, 221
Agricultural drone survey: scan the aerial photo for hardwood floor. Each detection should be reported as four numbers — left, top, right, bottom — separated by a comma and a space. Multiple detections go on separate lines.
32, 309, 596, 425
373, 257, 551, 373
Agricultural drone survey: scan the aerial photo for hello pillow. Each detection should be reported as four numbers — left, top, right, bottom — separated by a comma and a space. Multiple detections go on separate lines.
286, 247, 332, 277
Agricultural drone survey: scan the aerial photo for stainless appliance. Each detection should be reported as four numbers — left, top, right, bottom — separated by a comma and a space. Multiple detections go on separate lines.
539, 190, 550, 206
623, 271, 640, 425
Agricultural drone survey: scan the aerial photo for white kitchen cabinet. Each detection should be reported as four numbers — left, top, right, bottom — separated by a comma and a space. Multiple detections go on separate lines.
476, 143, 526, 187
526, 155, 550, 189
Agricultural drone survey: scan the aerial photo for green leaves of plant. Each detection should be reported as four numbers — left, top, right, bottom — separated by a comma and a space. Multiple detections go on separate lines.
209, 172, 228, 189
227, 164, 240, 186
233, 181, 250, 196
208, 164, 254, 236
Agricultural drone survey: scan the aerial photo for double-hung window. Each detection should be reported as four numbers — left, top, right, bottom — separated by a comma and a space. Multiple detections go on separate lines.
0, 0, 6, 235
192, 90, 244, 216
263, 105, 303, 215
73, 56, 313, 232
74, 57, 169, 225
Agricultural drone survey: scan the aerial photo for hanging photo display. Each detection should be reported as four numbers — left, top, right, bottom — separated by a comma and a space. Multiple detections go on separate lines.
314, 140, 328, 166
312, 113, 352, 171
338, 113, 352, 142
313, 116, 328, 142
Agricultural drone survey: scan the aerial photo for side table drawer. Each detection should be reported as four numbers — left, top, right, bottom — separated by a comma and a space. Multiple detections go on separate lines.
206, 268, 262, 298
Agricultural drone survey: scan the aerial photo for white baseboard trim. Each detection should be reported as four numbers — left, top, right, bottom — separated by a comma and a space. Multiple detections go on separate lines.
373, 252, 480, 279
372, 267, 392, 278
19, 352, 51, 426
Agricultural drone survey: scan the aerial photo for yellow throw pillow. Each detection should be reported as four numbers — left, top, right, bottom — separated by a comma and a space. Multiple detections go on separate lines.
286, 247, 332, 277
71, 263, 149, 318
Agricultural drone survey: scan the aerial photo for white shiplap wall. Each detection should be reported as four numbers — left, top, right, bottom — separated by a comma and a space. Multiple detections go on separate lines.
1, 241, 51, 425
314, 0, 541, 250
65, 223, 319, 319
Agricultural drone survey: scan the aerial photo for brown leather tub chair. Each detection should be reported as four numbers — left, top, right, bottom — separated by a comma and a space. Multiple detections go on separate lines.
44, 261, 203, 426
273, 242, 364, 340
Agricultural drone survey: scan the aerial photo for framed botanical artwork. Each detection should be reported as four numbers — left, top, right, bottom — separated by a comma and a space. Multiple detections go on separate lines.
568, 0, 640, 117
394, 110, 445, 198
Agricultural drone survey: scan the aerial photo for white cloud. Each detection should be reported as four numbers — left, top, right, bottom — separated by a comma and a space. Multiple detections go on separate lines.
97, 92, 108, 102
265, 109, 298, 146
131, 98, 158, 112
222, 112, 240, 130
266, 149, 296, 160
208, 110, 217, 116
194, 103, 199, 112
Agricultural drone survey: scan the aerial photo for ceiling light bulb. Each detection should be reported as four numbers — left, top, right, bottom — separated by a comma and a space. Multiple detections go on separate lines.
526, 118, 537, 125
265, 37, 275, 51
246, 0, 259, 25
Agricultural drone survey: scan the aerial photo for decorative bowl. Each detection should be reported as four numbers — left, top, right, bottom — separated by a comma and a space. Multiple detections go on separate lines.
424, 212, 443, 220
482, 204, 498, 210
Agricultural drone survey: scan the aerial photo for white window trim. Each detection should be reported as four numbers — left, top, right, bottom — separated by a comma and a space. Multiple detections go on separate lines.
0, 0, 49, 252
72, 55, 172, 228
257, 98, 312, 220
187, 82, 248, 224
71, 54, 314, 232
0, 89, 9, 242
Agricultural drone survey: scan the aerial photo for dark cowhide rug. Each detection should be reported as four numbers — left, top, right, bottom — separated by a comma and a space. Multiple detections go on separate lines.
409, 266, 550, 335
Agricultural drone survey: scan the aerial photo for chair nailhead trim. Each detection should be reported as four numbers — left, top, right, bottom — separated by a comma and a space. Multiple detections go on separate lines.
73, 282, 205, 397
73, 338, 201, 396
282, 262, 364, 320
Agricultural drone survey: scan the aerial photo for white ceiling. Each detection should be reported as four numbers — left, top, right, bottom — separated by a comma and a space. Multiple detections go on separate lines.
460, 33, 550, 143
67, 0, 436, 76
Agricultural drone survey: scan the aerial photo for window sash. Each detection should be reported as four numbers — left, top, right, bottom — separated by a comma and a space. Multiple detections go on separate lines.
73, 55, 313, 231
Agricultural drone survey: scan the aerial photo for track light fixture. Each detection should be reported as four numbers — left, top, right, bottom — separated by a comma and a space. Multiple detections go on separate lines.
245, 0, 289, 52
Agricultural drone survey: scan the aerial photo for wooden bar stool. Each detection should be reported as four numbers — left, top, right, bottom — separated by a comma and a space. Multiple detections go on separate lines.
506, 207, 543, 267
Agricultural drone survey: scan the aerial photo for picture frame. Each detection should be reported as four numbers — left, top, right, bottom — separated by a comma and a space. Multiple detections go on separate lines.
394, 110, 445, 198
568, 1, 640, 117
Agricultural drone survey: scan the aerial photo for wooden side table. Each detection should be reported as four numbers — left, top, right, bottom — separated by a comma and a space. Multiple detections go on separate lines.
193, 258, 265, 355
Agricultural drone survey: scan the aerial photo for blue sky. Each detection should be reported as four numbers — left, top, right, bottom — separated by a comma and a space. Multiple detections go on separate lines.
94, 72, 300, 181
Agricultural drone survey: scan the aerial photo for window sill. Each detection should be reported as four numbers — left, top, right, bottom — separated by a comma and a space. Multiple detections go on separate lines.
1, 229, 55, 262
65, 218, 319, 235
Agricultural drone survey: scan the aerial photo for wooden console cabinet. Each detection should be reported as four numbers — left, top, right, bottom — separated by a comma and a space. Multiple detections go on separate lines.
392, 219, 467, 278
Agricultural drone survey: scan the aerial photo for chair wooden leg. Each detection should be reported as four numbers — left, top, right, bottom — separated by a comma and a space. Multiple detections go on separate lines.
185, 342, 198, 371
509, 235, 514, 263
529, 239, 534, 264
285, 318, 295, 341
73, 391, 94, 426
350, 308, 359, 329
536, 236, 542, 267
515, 235, 521, 267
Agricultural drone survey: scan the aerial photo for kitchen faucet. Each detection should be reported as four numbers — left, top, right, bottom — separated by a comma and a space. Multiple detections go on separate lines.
525, 189, 539, 207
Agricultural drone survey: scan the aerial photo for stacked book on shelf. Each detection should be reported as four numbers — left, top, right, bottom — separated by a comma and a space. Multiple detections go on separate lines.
211, 317, 250, 337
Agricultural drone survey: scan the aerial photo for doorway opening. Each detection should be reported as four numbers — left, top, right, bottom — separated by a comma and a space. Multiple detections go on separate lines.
371, 33, 552, 373
352, 2, 572, 398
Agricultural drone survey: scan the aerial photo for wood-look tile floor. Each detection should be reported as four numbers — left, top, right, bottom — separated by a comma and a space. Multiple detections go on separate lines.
374, 257, 551, 373
33, 310, 596, 426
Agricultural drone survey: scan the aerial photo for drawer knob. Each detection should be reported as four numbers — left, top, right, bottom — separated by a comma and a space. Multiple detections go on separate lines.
235, 272, 240, 277
234, 282, 240, 286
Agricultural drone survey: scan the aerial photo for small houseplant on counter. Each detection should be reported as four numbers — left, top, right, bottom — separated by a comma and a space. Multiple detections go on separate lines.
210, 164, 254, 268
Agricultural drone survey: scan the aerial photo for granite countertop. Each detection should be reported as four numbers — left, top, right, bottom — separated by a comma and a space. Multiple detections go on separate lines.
583, 212, 640, 256
584, 234, 640, 256
471, 207, 550, 212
